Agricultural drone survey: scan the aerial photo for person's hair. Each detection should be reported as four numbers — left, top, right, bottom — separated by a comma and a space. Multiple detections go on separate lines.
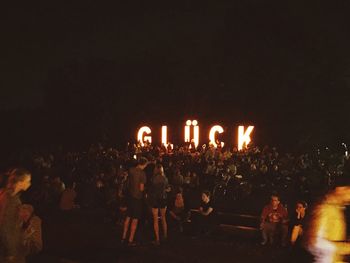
20, 204, 34, 215
153, 163, 164, 176
176, 189, 183, 195
202, 190, 211, 198
271, 191, 280, 200
5, 168, 31, 192
296, 200, 307, 208
138, 157, 148, 166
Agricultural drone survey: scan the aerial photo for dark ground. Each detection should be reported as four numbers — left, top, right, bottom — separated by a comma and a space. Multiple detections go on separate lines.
29, 208, 313, 263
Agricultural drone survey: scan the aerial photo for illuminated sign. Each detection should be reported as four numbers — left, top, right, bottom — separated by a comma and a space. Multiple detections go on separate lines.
209, 125, 224, 148
137, 120, 254, 150
185, 120, 199, 148
137, 126, 152, 146
238, 126, 254, 151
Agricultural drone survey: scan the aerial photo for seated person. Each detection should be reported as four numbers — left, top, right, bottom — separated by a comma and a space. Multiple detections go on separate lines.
168, 191, 190, 233
19, 204, 43, 257
260, 193, 288, 246
191, 190, 216, 236
290, 201, 307, 246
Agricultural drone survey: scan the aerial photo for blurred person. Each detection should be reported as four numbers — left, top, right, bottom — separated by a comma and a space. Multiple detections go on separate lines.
171, 169, 184, 193
50, 176, 65, 206
148, 164, 170, 245
304, 183, 350, 263
0, 168, 32, 263
19, 204, 42, 261
121, 157, 148, 246
183, 171, 191, 185
189, 172, 200, 190
116, 167, 128, 225
290, 201, 307, 246
59, 181, 78, 211
260, 193, 289, 246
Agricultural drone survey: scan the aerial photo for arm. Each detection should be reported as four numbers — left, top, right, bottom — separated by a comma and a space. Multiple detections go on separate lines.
201, 207, 213, 216
260, 206, 268, 229
169, 210, 180, 220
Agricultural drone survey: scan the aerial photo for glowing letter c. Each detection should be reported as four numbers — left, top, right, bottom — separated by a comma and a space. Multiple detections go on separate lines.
209, 125, 224, 148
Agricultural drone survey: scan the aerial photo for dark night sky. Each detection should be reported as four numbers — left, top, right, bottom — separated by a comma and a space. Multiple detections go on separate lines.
1, 1, 350, 148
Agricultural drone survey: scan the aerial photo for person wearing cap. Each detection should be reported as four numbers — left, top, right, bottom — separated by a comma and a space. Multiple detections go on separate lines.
305, 179, 350, 262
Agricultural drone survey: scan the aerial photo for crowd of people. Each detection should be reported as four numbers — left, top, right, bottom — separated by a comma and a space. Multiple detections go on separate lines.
1, 141, 350, 262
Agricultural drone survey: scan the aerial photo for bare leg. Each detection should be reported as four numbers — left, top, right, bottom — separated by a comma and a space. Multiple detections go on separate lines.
128, 218, 138, 243
160, 207, 168, 239
152, 208, 160, 242
122, 216, 131, 240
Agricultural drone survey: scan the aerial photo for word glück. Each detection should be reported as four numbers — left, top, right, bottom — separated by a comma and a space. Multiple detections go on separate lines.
137, 120, 254, 150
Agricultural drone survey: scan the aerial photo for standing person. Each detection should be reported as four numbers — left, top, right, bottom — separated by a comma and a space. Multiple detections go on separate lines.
305, 184, 350, 263
148, 164, 169, 245
260, 193, 289, 246
0, 168, 32, 263
121, 157, 148, 246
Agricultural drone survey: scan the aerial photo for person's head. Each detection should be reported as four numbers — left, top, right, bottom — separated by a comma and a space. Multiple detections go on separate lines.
229, 165, 237, 175
137, 157, 148, 169
260, 164, 268, 174
250, 163, 257, 171
296, 201, 307, 213
154, 163, 164, 176
272, 164, 279, 172
52, 175, 62, 184
201, 190, 211, 203
19, 204, 34, 222
175, 191, 184, 201
6, 168, 31, 194
270, 194, 280, 208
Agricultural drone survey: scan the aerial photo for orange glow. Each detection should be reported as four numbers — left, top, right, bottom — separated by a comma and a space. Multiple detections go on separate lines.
238, 126, 254, 150
137, 126, 152, 146
184, 120, 199, 148
209, 125, 224, 148
161, 126, 169, 147
185, 120, 191, 143
193, 120, 199, 148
